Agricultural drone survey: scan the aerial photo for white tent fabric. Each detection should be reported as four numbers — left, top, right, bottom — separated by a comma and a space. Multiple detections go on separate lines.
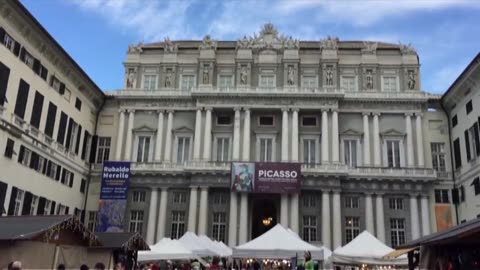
179, 232, 218, 257
331, 231, 408, 266
233, 224, 323, 259
198, 235, 229, 257
215, 240, 233, 257
138, 238, 196, 261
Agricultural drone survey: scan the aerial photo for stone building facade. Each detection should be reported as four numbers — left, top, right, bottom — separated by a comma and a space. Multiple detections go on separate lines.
84, 24, 456, 250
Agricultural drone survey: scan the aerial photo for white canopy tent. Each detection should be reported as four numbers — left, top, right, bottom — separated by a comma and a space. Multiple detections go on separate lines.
233, 224, 324, 259
215, 240, 233, 257
179, 232, 219, 257
331, 231, 408, 267
138, 238, 196, 261
198, 235, 232, 257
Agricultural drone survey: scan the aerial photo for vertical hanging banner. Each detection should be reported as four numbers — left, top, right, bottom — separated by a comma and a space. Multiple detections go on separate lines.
96, 161, 131, 232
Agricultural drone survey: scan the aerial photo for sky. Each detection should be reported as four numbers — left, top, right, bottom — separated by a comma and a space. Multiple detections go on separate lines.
20, 0, 480, 94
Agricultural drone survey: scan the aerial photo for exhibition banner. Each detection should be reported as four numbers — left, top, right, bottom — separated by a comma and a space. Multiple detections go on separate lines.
96, 161, 131, 232
231, 162, 301, 194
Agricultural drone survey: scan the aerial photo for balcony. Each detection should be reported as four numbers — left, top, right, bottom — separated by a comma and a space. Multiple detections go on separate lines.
348, 166, 437, 180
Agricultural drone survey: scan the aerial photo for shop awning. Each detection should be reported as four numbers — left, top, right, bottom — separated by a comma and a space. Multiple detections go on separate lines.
382, 248, 416, 259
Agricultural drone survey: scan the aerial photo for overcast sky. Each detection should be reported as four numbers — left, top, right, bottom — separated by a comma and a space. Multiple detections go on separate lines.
21, 0, 480, 93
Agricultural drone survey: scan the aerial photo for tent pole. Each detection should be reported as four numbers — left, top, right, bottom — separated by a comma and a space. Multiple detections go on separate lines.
52, 245, 60, 270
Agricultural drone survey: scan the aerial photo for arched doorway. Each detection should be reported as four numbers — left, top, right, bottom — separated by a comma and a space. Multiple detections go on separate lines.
251, 196, 278, 239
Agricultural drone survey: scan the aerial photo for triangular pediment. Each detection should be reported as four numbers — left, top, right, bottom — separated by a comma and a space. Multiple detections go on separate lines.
132, 125, 156, 133
381, 128, 405, 137
340, 129, 363, 136
173, 126, 193, 133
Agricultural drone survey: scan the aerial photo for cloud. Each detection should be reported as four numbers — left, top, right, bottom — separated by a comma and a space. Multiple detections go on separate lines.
423, 60, 470, 93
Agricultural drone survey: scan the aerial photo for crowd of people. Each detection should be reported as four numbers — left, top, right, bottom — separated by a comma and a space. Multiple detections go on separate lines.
5, 261, 126, 270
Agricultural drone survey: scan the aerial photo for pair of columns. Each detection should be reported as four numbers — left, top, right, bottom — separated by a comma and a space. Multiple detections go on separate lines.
405, 113, 425, 167
321, 190, 342, 250
193, 108, 213, 161
364, 193, 386, 243
281, 108, 300, 162
187, 186, 209, 234
146, 188, 168, 244
409, 194, 431, 239
321, 110, 340, 164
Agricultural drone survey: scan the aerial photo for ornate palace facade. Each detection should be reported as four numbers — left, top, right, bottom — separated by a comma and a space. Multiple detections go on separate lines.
85, 24, 455, 249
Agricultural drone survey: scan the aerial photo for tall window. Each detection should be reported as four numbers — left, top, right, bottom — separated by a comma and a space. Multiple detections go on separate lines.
29, 195, 38, 215
453, 138, 462, 169
129, 210, 144, 234
171, 211, 186, 239
303, 139, 317, 164
341, 76, 357, 92
345, 217, 360, 243
386, 140, 401, 168
466, 124, 480, 161
96, 137, 111, 164
216, 137, 230, 162
345, 197, 359, 209
143, 74, 157, 90
181, 75, 195, 91
259, 138, 274, 162
36, 156, 46, 173
173, 192, 187, 204
303, 216, 317, 242
259, 75, 275, 89
301, 76, 317, 90
13, 190, 24, 216
382, 76, 398, 92
68, 122, 78, 152
431, 143, 446, 172
434, 189, 450, 203
213, 194, 228, 205
344, 140, 358, 167
44, 199, 51, 215
20, 147, 32, 166
218, 75, 233, 90
88, 211, 97, 231
176, 137, 191, 164
389, 198, 404, 210
212, 212, 227, 242
3, 33, 16, 52
136, 136, 151, 163
390, 218, 406, 247
132, 191, 146, 202
303, 195, 316, 208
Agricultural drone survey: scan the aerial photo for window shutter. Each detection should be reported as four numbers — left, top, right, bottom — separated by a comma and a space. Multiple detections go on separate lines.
451, 188, 459, 204
18, 145, 25, 163
0, 182, 7, 215
50, 201, 56, 215
30, 91, 44, 129
19, 47, 26, 61
69, 173, 74, 188
40, 65, 48, 80
33, 59, 41, 74
453, 138, 462, 169
465, 130, 471, 161
42, 158, 48, 174
37, 197, 46, 215
56, 112, 68, 144
44, 102, 57, 137
14, 79, 30, 119
59, 82, 65, 95
61, 169, 66, 184
81, 131, 90, 160
65, 118, 74, 149
13, 42, 20, 57
29, 151, 37, 169
0, 61, 10, 106
65, 206, 69, 214
75, 125, 82, 154
0, 28, 5, 42
90, 135, 98, 164
55, 166, 61, 181
21, 191, 32, 215
7, 187, 18, 216
471, 177, 480, 195
4, 138, 14, 158
474, 122, 480, 156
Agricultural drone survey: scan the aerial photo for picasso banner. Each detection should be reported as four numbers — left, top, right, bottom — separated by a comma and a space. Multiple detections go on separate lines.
231, 162, 301, 194
96, 161, 131, 232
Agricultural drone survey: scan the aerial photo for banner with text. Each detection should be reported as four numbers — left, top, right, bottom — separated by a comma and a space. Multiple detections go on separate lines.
96, 161, 131, 233
231, 162, 301, 194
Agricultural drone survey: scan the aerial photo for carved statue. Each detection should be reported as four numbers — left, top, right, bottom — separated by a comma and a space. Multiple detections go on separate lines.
260, 23, 278, 36
127, 42, 143, 54
407, 70, 416, 90
237, 35, 251, 49
165, 69, 173, 88
399, 42, 416, 55
287, 66, 295, 85
200, 35, 217, 50
325, 66, 334, 86
366, 69, 373, 90
320, 36, 339, 50
240, 66, 248, 85
125, 68, 137, 88
284, 36, 299, 49
362, 41, 378, 54
203, 66, 210, 84
164, 37, 177, 53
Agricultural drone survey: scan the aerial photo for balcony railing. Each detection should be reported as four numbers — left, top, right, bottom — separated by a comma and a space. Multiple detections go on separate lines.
349, 166, 437, 179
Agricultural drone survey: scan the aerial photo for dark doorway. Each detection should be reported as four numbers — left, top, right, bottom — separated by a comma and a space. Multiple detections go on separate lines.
251, 196, 278, 239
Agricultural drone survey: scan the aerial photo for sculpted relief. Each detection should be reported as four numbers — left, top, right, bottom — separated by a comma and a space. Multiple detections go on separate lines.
125, 67, 137, 89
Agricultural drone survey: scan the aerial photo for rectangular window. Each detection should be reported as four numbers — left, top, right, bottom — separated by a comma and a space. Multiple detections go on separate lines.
29, 195, 38, 215
431, 143, 446, 172
43, 199, 52, 216
212, 212, 227, 242
302, 195, 316, 208
56, 112, 68, 145
386, 140, 401, 168
453, 138, 462, 169
434, 189, 450, 203
180, 75, 195, 91
213, 194, 228, 205
303, 139, 317, 164
341, 76, 357, 92
19, 146, 32, 166
81, 131, 92, 161
344, 140, 358, 168
259, 75, 275, 89
35, 156, 45, 173
0, 61, 11, 106
132, 191, 146, 202
467, 123, 480, 159
452, 115, 458, 127
136, 136, 151, 163
345, 197, 359, 209
96, 137, 111, 164
4, 138, 14, 158
75, 98, 82, 111
14, 189, 24, 216
382, 76, 398, 92
30, 91, 44, 129
50, 76, 64, 94
44, 102, 57, 138
303, 216, 317, 242
176, 137, 191, 164
259, 116, 274, 127
67, 121, 79, 152
345, 217, 360, 243
20, 49, 35, 68
259, 138, 274, 162
389, 198, 404, 210
14, 79, 30, 119
61, 169, 72, 186
471, 177, 480, 196
3, 33, 17, 53
217, 115, 232, 126
466, 100, 473, 114
216, 137, 230, 162
170, 211, 186, 239
218, 75, 233, 90
390, 218, 406, 247
301, 116, 317, 127
87, 211, 97, 231
129, 210, 144, 234
301, 76, 317, 90
173, 192, 187, 204
80, 179, 86, 194
143, 74, 157, 90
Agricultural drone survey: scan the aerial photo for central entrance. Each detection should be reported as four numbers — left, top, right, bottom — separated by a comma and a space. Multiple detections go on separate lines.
251, 195, 279, 239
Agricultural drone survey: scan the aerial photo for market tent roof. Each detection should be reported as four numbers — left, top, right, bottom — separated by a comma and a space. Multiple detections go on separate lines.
95, 232, 149, 250
179, 232, 218, 257
198, 235, 231, 257
138, 238, 196, 261
331, 231, 407, 266
233, 224, 323, 259
215, 240, 233, 257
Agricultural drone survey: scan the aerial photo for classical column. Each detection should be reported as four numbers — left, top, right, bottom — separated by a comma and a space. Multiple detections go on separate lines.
363, 113, 371, 166
375, 194, 386, 242
373, 113, 381, 167
203, 108, 213, 161
410, 194, 421, 240
365, 193, 374, 235
146, 188, 158, 244
416, 113, 425, 167
405, 113, 414, 167
228, 192, 238, 247
156, 188, 168, 241
321, 190, 331, 249
123, 109, 135, 160
321, 110, 329, 164
198, 187, 209, 235
238, 194, 248, 244
154, 110, 164, 161
164, 110, 174, 163
421, 195, 431, 236
332, 191, 342, 249
290, 193, 299, 234
115, 109, 126, 160
332, 109, 339, 164
242, 108, 251, 161
187, 187, 198, 232
281, 108, 289, 162
232, 108, 241, 161
193, 108, 203, 161
291, 108, 299, 162
280, 194, 289, 227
